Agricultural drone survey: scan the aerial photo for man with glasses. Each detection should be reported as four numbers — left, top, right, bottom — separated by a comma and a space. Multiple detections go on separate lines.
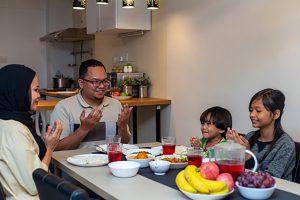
50, 59, 132, 150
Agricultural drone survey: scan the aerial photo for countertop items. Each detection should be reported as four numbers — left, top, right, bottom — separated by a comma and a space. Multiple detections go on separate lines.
39, 88, 79, 98
37, 98, 171, 110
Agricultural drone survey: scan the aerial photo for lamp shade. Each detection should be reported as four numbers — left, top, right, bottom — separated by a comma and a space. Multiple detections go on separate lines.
123, 0, 134, 8
146, 0, 158, 10
73, 0, 85, 10
97, 0, 109, 5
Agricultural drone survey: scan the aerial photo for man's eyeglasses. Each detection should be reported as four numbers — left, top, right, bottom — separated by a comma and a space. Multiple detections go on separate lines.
82, 78, 110, 87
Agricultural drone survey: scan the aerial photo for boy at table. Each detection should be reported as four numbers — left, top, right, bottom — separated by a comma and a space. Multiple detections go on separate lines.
50, 59, 132, 150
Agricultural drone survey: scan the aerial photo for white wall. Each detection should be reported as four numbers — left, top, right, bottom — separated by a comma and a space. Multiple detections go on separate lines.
45, 0, 75, 87
166, 0, 300, 145
0, 0, 77, 88
0, 0, 47, 87
95, 0, 300, 144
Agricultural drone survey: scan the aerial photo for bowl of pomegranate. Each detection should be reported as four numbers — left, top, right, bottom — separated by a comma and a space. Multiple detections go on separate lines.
126, 151, 155, 168
235, 171, 276, 200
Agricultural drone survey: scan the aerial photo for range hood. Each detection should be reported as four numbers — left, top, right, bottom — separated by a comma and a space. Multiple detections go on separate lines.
40, 28, 94, 42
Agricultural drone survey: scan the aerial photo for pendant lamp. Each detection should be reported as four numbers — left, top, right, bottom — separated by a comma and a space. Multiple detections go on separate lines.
73, 0, 85, 10
123, 0, 134, 8
146, 0, 158, 10
97, 0, 109, 5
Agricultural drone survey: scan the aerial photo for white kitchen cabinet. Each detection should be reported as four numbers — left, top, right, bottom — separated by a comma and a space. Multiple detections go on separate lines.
86, 0, 151, 34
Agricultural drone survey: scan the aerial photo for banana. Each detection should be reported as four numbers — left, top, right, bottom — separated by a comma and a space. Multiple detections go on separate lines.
210, 187, 229, 195
175, 170, 198, 193
184, 165, 210, 194
198, 173, 227, 192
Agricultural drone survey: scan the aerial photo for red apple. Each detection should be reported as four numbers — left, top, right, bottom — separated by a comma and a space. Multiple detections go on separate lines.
113, 91, 120, 96
200, 162, 219, 180
216, 173, 234, 191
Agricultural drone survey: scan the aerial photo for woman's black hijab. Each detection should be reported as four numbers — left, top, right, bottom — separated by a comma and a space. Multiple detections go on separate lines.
0, 64, 46, 160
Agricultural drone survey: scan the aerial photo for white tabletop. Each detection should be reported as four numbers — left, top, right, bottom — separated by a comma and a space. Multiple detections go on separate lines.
51, 143, 300, 199
51, 143, 187, 199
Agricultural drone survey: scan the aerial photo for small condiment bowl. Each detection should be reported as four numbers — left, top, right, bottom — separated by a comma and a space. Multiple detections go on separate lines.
149, 160, 171, 175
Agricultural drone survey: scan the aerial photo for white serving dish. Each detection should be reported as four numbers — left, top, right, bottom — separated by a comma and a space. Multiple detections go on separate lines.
108, 161, 140, 178
149, 160, 170, 175
235, 182, 276, 200
179, 188, 234, 200
126, 153, 155, 168
155, 155, 188, 169
67, 154, 108, 167
96, 144, 139, 153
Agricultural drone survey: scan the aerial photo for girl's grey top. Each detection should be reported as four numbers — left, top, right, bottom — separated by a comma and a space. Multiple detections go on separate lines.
246, 131, 296, 181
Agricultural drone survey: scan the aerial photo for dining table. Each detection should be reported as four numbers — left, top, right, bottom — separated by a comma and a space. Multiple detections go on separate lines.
51, 142, 300, 200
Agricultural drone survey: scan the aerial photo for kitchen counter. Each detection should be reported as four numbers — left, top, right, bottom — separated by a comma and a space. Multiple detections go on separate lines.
39, 89, 79, 98
36, 97, 171, 143
37, 98, 171, 110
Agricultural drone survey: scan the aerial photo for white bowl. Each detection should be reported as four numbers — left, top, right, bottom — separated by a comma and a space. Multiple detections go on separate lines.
149, 160, 171, 175
126, 154, 155, 168
179, 188, 234, 200
108, 161, 140, 178
235, 182, 276, 199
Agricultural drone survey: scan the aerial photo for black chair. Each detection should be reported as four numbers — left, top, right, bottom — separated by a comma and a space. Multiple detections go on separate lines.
0, 181, 5, 200
32, 168, 90, 200
293, 142, 300, 183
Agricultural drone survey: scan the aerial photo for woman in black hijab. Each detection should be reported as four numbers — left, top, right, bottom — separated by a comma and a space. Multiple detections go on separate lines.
0, 64, 62, 199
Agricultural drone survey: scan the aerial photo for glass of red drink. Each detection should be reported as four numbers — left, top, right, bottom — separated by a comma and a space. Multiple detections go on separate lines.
161, 137, 176, 155
187, 147, 204, 167
106, 135, 122, 163
107, 142, 122, 163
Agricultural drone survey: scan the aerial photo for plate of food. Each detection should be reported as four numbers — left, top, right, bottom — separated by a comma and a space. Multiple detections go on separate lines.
126, 151, 155, 168
112, 96, 133, 100
67, 154, 108, 167
155, 155, 188, 169
96, 144, 139, 153
123, 148, 161, 156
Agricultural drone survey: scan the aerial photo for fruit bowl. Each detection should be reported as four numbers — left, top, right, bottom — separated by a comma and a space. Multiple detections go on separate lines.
112, 96, 132, 100
235, 171, 276, 199
179, 188, 234, 200
235, 182, 276, 200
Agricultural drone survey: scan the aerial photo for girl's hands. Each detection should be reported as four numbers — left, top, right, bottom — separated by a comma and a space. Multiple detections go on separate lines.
226, 128, 250, 149
190, 136, 202, 148
43, 120, 62, 152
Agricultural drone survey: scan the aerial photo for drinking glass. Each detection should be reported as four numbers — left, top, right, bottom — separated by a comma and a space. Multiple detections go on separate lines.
107, 135, 122, 163
187, 147, 204, 167
161, 136, 176, 155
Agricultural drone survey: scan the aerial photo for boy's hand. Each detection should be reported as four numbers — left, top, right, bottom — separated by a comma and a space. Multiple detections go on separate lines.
190, 136, 202, 147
